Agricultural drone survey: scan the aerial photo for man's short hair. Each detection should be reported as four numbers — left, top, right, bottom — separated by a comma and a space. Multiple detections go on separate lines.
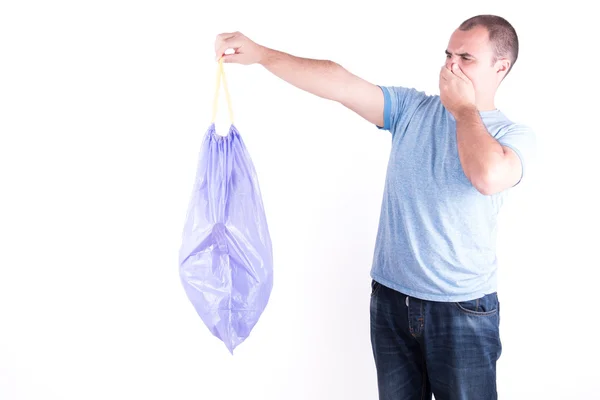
459, 15, 519, 75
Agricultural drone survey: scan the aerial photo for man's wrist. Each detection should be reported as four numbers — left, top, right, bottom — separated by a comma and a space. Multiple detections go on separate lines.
257, 46, 273, 66
454, 104, 478, 122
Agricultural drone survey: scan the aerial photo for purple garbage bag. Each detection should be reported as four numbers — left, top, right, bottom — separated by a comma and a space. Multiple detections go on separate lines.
178, 118, 273, 353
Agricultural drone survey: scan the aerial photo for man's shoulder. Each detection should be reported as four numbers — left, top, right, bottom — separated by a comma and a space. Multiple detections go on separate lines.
377, 85, 436, 131
484, 110, 535, 140
379, 85, 443, 118
379, 85, 435, 104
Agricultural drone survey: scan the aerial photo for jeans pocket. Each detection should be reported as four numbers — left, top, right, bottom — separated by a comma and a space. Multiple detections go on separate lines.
455, 293, 498, 316
371, 279, 382, 297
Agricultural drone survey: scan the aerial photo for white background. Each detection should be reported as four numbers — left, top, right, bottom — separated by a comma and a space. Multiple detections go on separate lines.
1, 0, 599, 399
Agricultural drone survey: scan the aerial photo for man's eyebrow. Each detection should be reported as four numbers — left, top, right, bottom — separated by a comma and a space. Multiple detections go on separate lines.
445, 49, 475, 58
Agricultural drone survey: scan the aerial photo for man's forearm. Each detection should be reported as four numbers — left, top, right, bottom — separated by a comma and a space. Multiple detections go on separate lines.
259, 47, 351, 103
455, 107, 505, 194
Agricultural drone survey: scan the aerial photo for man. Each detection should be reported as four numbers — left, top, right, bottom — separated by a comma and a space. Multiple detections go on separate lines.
214, 14, 535, 400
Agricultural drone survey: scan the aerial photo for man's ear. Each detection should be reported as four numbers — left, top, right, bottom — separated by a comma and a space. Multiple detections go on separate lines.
495, 58, 511, 76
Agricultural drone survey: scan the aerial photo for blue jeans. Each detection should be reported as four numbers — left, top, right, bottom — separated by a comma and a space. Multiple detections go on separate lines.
370, 280, 502, 400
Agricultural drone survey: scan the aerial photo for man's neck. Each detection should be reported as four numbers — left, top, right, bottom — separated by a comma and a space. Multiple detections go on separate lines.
476, 94, 497, 112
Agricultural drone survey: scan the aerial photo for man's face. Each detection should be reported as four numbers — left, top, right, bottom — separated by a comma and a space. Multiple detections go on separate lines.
444, 25, 508, 97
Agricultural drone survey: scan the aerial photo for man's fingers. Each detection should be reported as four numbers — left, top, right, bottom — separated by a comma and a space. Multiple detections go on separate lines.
439, 65, 451, 81
451, 63, 470, 82
214, 32, 243, 58
215, 39, 242, 60
216, 31, 239, 42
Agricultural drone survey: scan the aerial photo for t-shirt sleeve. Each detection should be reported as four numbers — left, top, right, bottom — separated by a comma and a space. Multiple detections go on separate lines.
376, 86, 427, 132
495, 123, 537, 186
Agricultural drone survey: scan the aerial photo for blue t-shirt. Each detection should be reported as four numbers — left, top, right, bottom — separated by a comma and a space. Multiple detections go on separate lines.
370, 85, 536, 302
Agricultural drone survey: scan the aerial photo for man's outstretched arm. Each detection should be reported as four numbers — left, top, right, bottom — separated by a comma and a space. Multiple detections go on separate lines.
215, 32, 384, 127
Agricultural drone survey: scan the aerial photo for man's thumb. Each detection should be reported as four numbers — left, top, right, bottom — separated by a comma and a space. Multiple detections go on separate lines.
221, 53, 242, 63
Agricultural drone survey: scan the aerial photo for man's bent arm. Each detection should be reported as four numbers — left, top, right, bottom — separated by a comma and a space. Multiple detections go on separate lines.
455, 107, 522, 195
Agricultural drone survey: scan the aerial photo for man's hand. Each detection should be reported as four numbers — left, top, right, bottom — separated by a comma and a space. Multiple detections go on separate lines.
214, 32, 267, 65
439, 63, 476, 118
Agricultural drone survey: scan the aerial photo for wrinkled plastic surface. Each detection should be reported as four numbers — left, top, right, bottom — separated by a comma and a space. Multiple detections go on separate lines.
179, 123, 273, 353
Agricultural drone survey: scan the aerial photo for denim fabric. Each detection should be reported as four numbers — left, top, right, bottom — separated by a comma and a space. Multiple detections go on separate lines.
370, 280, 502, 400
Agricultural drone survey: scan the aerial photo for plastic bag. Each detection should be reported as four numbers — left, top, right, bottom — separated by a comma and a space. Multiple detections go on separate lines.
178, 59, 273, 354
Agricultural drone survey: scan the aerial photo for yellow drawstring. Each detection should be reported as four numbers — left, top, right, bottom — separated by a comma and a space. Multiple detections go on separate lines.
211, 58, 234, 125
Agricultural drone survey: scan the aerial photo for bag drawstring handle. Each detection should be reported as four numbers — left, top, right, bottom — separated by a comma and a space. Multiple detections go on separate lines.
211, 58, 234, 125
